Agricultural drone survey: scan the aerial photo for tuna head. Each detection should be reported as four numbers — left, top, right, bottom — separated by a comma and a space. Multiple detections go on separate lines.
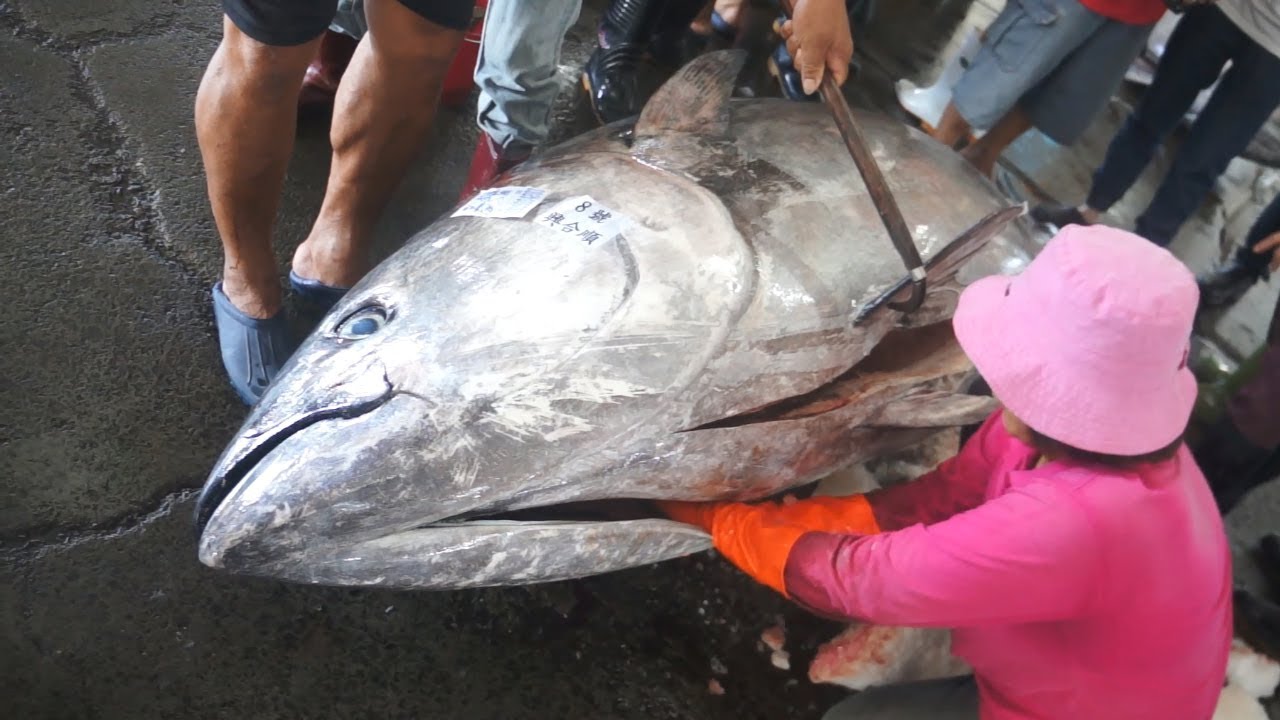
192, 157, 723, 589
194, 51, 1029, 590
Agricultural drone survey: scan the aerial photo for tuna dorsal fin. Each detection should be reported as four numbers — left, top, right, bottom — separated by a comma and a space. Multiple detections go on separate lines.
634, 49, 747, 138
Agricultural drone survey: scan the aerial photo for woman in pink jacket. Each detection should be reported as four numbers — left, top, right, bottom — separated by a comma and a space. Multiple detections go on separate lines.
661, 224, 1233, 719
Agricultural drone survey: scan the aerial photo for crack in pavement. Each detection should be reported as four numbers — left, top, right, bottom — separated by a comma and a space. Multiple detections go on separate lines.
0, 1, 199, 55
0, 6, 223, 549
68, 46, 209, 288
0, 488, 198, 563
1, 1, 208, 289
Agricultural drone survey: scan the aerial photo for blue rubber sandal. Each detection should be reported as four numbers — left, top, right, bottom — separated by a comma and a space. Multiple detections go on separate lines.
768, 40, 819, 103
289, 269, 350, 313
708, 10, 736, 42
212, 282, 296, 406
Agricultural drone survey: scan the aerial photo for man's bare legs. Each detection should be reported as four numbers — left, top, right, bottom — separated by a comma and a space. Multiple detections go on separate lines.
291, 0, 464, 290
928, 102, 1036, 180
196, 1, 464, 403
926, 29, 990, 149
1069, 203, 1102, 223
196, 18, 320, 319
930, 102, 972, 149
958, 104, 1032, 178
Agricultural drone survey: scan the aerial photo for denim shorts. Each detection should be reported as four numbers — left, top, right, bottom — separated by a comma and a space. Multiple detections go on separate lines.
222, 0, 476, 46
952, 0, 1152, 145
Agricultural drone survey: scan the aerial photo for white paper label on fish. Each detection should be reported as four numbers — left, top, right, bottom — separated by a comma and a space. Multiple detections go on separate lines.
452, 186, 549, 219
533, 195, 630, 245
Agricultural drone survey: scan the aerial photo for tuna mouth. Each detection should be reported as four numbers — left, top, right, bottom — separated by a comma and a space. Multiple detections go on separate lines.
427, 498, 673, 526
194, 391, 394, 537
425, 483, 828, 528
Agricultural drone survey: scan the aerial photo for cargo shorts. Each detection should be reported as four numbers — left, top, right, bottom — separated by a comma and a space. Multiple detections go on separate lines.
951, 0, 1152, 145
222, 0, 476, 47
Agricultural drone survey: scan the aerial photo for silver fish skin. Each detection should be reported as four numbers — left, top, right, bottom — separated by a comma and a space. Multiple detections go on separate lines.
193, 51, 1036, 590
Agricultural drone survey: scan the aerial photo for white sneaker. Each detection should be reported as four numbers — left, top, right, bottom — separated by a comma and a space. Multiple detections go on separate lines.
896, 27, 983, 131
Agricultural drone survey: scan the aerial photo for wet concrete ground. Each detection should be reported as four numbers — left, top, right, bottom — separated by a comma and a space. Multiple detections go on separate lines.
1, 0, 1277, 717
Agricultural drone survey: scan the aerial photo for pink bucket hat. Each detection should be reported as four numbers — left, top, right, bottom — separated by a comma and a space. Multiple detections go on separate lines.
952, 224, 1199, 456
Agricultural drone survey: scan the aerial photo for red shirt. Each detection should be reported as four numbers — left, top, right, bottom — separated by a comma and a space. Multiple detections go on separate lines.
1079, 0, 1167, 25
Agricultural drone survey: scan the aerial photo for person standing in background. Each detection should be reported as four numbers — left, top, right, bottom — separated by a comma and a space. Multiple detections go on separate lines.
1031, 0, 1280, 249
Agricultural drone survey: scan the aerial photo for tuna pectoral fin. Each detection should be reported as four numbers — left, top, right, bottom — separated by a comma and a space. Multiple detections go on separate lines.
683, 322, 980, 432
855, 203, 1028, 325
634, 49, 746, 139
867, 392, 997, 428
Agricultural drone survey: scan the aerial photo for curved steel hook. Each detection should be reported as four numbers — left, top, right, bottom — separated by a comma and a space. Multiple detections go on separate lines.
887, 267, 928, 313
776, 0, 930, 316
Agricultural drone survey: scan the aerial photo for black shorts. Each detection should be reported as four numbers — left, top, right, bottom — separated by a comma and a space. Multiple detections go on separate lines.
223, 0, 476, 47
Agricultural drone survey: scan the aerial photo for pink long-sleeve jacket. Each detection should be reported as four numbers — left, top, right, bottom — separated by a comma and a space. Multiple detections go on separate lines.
784, 412, 1233, 719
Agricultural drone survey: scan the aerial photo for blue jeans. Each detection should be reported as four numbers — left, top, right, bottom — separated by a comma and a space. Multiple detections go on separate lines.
330, 1, 366, 36
473, 0, 582, 152
1085, 4, 1280, 246
331, 0, 582, 152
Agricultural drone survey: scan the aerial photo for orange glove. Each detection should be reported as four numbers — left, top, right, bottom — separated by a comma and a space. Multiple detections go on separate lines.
658, 494, 881, 596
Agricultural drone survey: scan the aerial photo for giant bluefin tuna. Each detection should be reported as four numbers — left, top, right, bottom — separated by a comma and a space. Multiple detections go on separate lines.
193, 50, 1037, 590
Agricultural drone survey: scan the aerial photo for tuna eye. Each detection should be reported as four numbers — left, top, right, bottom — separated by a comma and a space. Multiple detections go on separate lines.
336, 307, 387, 340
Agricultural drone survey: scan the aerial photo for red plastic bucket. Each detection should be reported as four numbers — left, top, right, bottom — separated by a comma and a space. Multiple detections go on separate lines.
442, 0, 487, 107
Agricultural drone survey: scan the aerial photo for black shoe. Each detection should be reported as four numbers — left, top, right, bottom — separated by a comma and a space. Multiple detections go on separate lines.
1190, 413, 1273, 515
1261, 533, 1280, 569
1197, 258, 1262, 311
1234, 588, 1280, 662
1256, 533, 1280, 600
1029, 203, 1091, 229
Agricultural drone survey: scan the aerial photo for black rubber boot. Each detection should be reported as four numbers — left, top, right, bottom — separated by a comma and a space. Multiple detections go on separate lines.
583, 0, 703, 124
